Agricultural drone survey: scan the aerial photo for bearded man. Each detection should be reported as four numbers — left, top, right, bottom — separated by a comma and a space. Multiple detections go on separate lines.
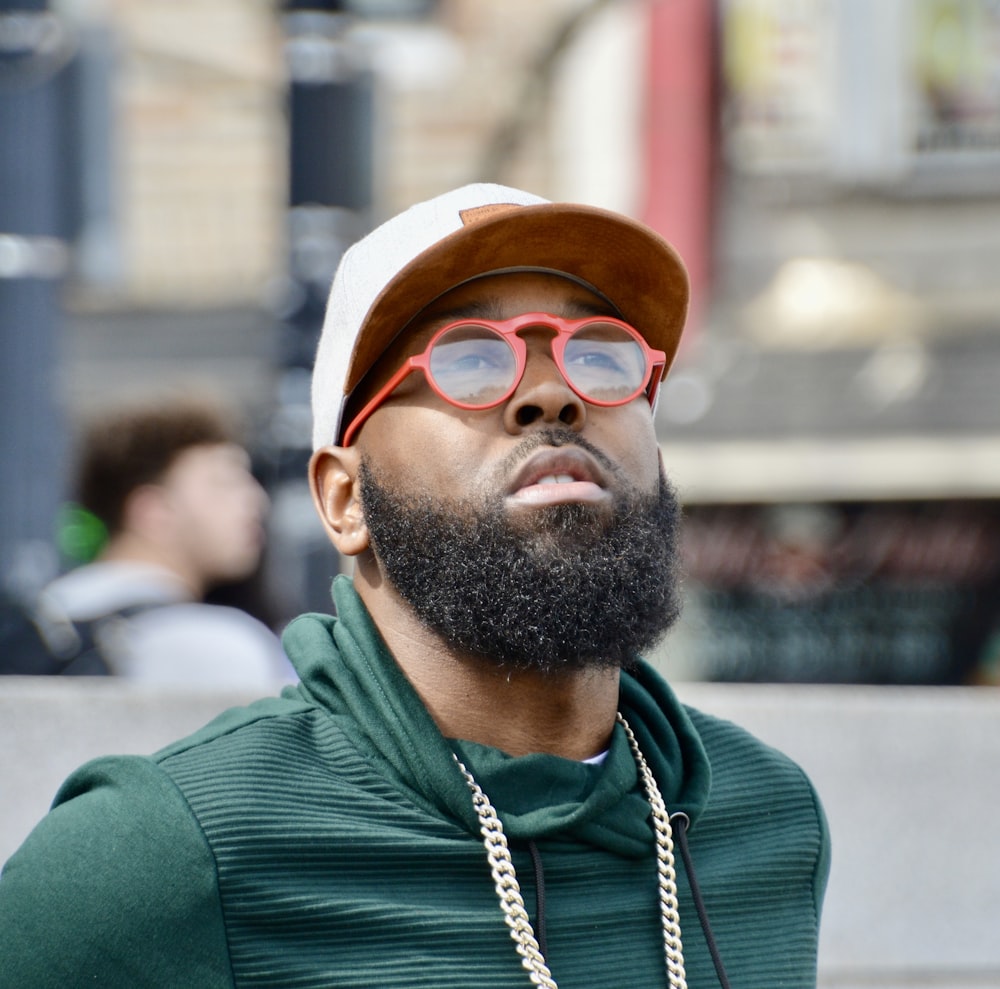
0, 184, 829, 989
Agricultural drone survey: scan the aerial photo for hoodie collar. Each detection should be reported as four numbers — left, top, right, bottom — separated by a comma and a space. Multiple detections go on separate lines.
282, 577, 712, 856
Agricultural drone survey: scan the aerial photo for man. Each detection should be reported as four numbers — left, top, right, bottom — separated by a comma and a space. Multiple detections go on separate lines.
32, 397, 289, 683
0, 185, 829, 987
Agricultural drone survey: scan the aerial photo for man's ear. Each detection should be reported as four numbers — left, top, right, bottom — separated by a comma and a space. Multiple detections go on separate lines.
308, 445, 369, 557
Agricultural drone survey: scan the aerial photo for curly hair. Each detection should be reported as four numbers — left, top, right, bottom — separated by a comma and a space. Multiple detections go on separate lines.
75, 398, 240, 536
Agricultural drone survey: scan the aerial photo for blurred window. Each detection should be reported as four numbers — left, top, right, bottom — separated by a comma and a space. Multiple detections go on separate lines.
721, 0, 1000, 190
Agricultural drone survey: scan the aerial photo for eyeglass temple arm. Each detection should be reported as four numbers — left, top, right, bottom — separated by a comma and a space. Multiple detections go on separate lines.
341, 359, 421, 447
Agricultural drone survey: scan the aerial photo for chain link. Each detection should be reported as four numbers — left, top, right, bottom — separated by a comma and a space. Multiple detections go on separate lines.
454, 713, 687, 988
454, 759, 558, 988
617, 713, 688, 989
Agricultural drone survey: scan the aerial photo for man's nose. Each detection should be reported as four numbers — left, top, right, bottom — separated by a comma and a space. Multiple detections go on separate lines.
501, 334, 586, 433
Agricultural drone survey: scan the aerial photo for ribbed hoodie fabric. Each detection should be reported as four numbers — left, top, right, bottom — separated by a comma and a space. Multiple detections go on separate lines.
0, 576, 830, 988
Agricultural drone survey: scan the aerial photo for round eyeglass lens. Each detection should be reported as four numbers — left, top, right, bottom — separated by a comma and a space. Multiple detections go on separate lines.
562, 323, 647, 402
428, 325, 518, 407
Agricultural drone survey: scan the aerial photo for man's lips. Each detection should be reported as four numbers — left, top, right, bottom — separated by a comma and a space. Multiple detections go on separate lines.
505, 447, 610, 506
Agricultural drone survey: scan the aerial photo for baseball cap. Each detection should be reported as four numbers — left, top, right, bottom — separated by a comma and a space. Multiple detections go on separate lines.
311, 182, 689, 448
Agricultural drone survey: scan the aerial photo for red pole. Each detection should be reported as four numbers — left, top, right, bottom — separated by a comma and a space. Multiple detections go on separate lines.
640, 0, 718, 343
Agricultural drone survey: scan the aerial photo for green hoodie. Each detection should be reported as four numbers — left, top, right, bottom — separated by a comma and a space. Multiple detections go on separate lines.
1, 577, 830, 988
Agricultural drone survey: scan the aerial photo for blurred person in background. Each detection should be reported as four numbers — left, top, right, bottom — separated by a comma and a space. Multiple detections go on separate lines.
30, 395, 291, 685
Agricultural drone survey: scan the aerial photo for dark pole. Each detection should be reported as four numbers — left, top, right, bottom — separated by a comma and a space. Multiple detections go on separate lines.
280, 0, 374, 379
0, 0, 70, 598
266, 2, 375, 613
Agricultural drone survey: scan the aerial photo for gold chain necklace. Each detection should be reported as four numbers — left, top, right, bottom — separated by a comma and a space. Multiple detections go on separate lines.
453, 713, 688, 988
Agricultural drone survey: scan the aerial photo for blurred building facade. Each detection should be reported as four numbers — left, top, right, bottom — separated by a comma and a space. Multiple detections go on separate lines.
10, 0, 1000, 680
661, 0, 1000, 685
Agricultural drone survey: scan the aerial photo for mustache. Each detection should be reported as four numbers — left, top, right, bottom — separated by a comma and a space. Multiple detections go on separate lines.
496, 427, 621, 482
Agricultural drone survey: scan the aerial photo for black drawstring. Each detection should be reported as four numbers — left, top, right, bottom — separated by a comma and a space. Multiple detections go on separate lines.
526, 839, 548, 958
525, 822, 731, 989
672, 812, 733, 989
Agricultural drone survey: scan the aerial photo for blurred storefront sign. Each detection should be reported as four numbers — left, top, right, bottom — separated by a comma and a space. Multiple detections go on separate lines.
663, 433, 1000, 685
678, 499, 1000, 685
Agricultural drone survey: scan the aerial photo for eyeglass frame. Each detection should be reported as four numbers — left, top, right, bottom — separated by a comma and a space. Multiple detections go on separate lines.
340, 311, 667, 447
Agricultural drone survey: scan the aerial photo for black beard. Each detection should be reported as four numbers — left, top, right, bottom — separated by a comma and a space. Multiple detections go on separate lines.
357, 436, 683, 674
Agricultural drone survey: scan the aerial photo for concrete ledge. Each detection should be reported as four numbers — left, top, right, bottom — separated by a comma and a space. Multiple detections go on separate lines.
2, 678, 998, 988
678, 683, 1000, 989
0, 679, 265, 863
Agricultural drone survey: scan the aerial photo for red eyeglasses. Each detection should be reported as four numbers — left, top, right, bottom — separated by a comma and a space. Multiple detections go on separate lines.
341, 312, 666, 446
